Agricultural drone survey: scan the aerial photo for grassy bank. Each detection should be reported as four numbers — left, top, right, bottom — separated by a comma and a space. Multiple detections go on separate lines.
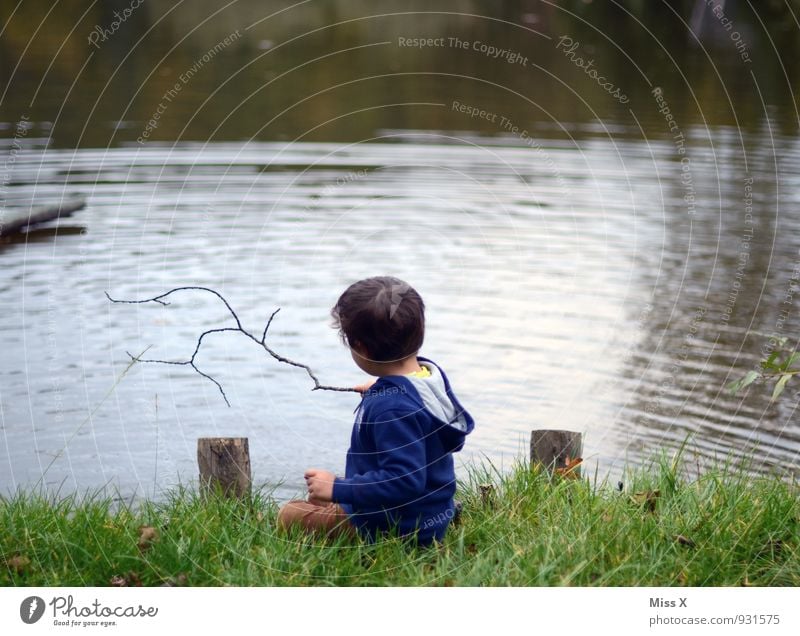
2, 456, 799, 586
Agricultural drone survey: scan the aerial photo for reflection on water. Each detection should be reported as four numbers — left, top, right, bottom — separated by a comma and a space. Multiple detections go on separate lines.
1, 129, 798, 500
1, 1, 799, 499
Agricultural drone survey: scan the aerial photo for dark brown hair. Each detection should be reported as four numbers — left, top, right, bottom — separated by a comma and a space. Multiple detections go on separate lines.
331, 276, 425, 362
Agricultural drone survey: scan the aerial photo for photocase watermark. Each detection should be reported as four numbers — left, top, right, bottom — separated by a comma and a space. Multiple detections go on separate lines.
448, 36, 528, 66
636, 306, 707, 425
198, 201, 215, 238
720, 175, 754, 323
287, 167, 374, 225
496, 112, 570, 196
783, 247, 800, 311
20, 594, 157, 627
755, 246, 800, 372
321, 168, 370, 196
621, 302, 654, 365
1, 114, 30, 235
555, 36, 629, 104
400, 33, 626, 104
451, 100, 501, 124
696, 0, 752, 63
20, 596, 45, 624
137, 29, 242, 144
363, 384, 408, 397
421, 506, 457, 530
451, 101, 570, 196
397, 36, 528, 66
388, 281, 410, 319
46, 275, 66, 424
652, 87, 696, 216
87, 0, 144, 49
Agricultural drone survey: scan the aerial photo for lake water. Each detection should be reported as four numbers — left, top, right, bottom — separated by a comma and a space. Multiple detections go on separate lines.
1, 1, 799, 501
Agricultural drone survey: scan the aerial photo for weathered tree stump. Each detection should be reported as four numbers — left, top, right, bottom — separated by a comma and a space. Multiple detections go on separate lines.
197, 437, 251, 498
530, 430, 583, 477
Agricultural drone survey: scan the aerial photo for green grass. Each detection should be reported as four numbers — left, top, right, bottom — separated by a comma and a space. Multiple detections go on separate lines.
2, 454, 798, 586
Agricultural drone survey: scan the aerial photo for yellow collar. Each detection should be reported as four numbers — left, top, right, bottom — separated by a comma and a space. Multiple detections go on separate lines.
407, 363, 431, 378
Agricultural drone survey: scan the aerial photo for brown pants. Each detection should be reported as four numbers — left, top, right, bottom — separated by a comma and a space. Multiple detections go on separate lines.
276, 498, 356, 539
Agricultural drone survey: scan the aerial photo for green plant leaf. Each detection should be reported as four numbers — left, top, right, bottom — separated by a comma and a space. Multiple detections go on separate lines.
726, 378, 742, 394
772, 374, 791, 401
727, 370, 760, 395
740, 370, 760, 390
784, 351, 800, 370
762, 350, 782, 371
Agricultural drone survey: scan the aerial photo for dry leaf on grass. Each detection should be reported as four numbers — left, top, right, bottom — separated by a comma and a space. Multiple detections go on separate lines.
630, 489, 660, 512
137, 525, 159, 551
6, 555, 30, 574
110, 571, 142, 587
673, 534, 696, 548
160, 573, 188, 587
554, 456, 583, 479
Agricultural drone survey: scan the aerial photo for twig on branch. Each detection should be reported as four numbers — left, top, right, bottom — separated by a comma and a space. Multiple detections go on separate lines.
105, 287, 359, 406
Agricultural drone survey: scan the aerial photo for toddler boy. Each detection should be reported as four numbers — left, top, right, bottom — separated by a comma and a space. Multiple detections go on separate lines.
277, 276, 474, 545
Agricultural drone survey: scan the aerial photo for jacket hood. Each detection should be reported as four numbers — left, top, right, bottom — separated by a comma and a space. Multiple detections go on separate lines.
374, 356, 474, 453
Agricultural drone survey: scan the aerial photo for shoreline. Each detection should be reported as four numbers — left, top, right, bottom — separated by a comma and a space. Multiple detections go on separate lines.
3, 454, 798, 587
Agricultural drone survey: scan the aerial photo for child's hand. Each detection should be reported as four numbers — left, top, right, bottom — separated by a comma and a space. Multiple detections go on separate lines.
304, 468, 335, 502
354, 378, 376, 394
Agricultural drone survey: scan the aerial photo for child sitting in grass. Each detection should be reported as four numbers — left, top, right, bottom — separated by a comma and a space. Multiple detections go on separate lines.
277, 276, 474, 546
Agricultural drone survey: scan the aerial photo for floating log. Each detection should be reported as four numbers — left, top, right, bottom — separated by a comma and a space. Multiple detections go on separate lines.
0, 198, 86, 237
197, 437, 251, 498
530, 429, 583, 477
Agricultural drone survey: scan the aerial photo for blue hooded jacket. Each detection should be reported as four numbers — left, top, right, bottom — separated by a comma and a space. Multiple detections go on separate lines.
332, 356, 474, 545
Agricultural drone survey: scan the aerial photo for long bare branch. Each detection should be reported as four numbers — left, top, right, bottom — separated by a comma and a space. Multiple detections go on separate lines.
106, 287, 359, 406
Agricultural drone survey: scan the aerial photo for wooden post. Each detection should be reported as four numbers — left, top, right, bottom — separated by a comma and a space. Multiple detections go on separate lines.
197, 437, 251, 498
530, 430, 583, 477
